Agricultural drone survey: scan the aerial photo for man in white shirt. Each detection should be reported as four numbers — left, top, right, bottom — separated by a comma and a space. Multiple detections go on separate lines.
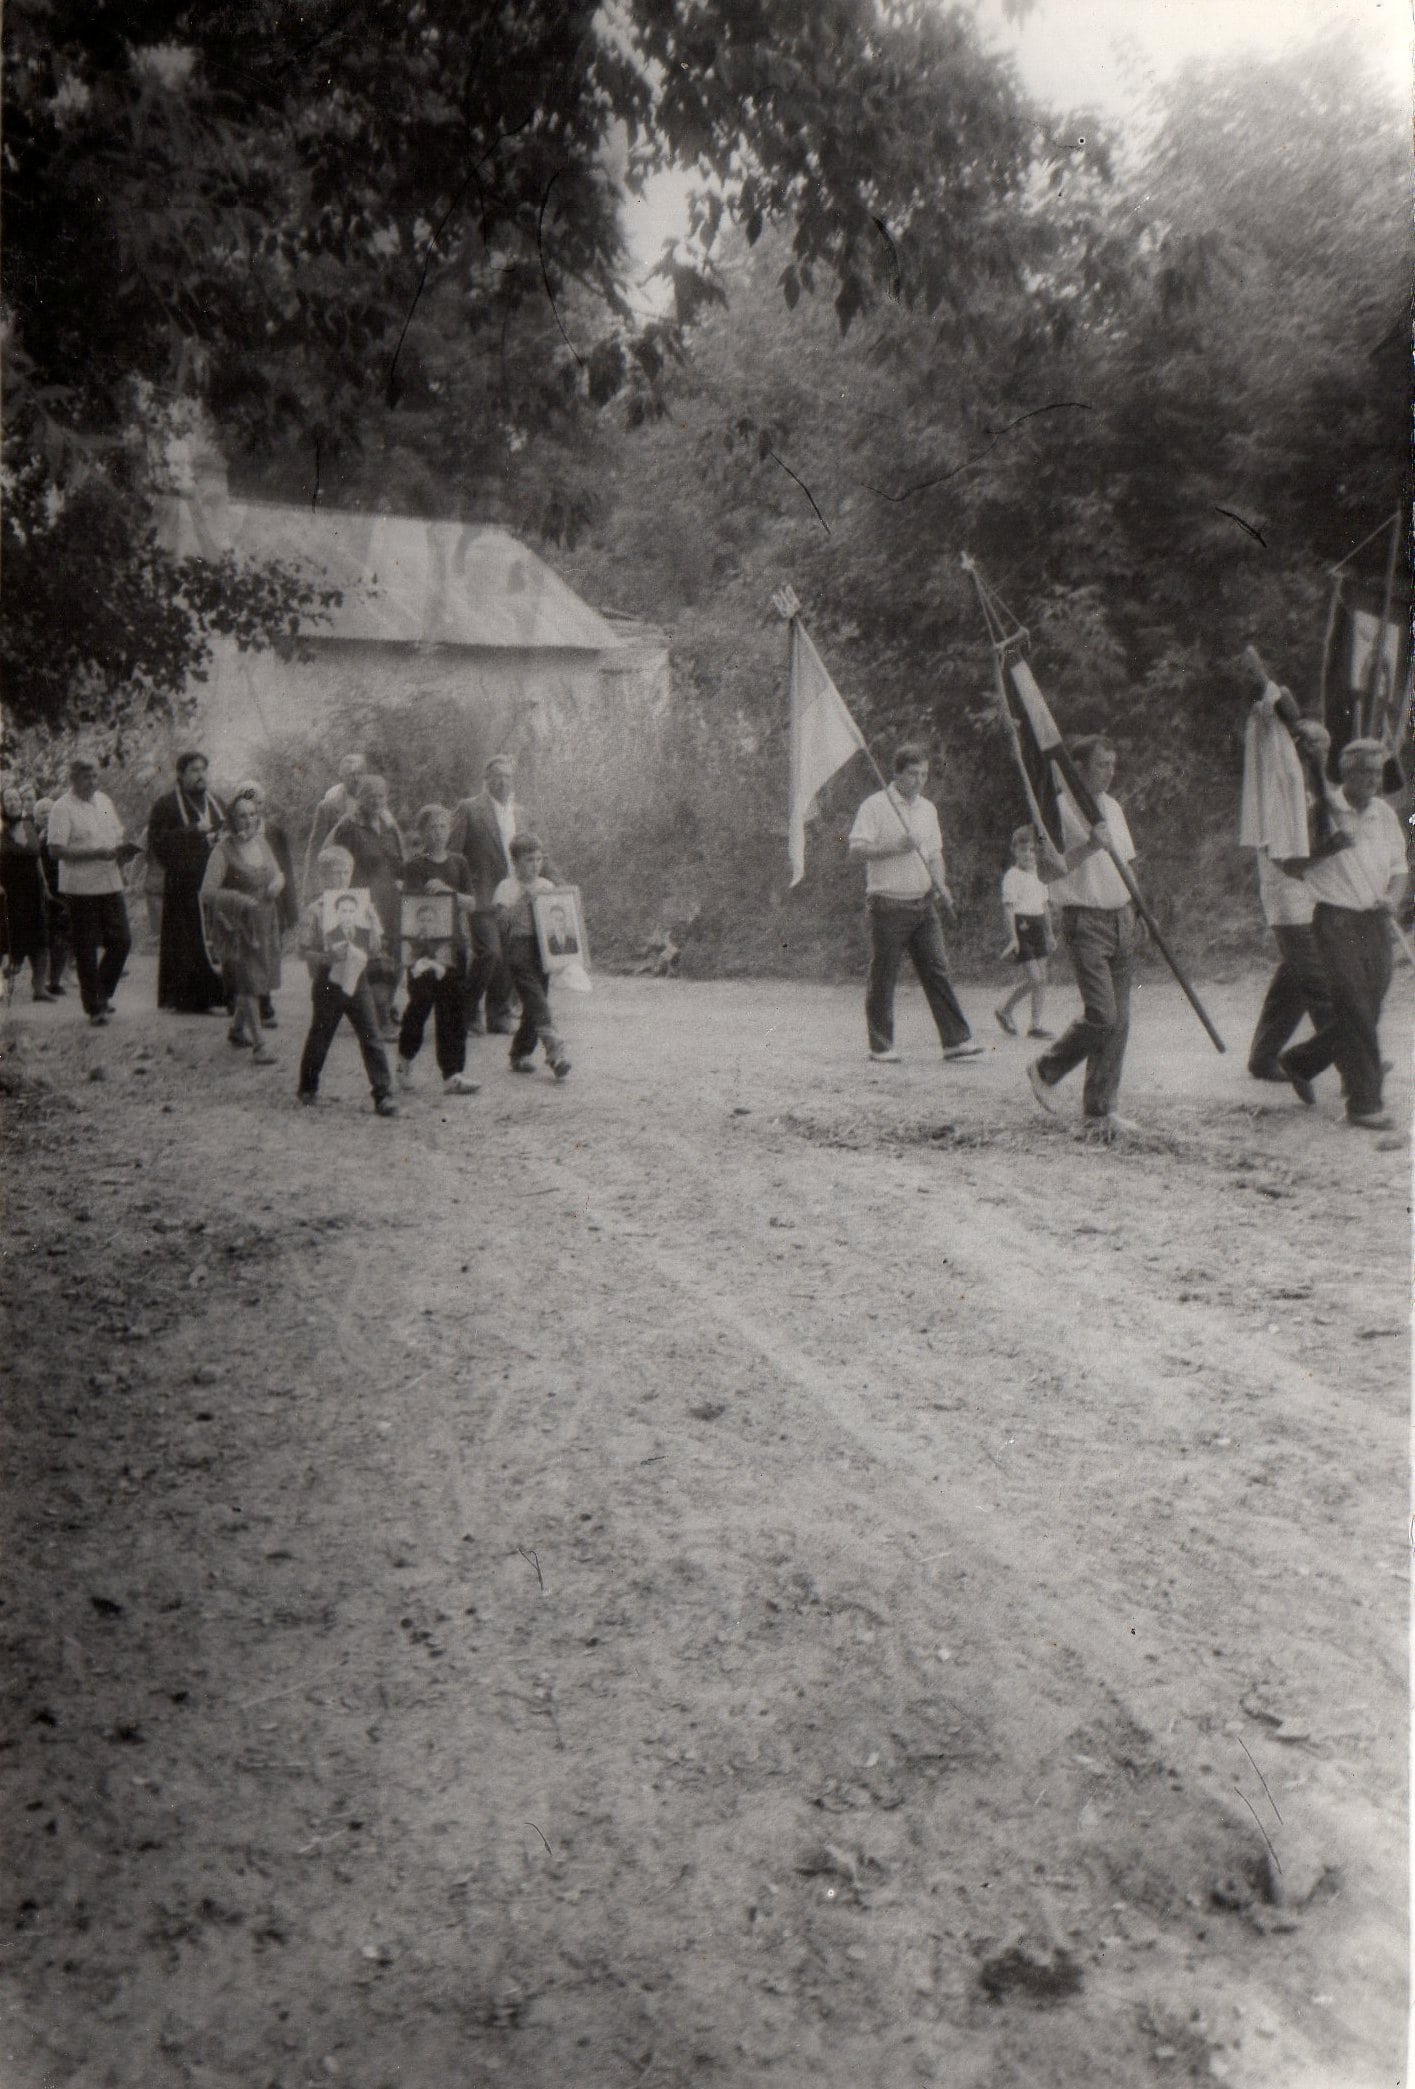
44, 756, 134, 1025
1026, 736, 1139, 1130
847, 744, 982, 1064
450, 755, 524, 1034
1278, 739, 1408, 1129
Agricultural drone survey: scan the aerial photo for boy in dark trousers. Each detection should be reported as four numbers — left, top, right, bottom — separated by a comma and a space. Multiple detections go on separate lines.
296, 846, 398, 1115
396, 804, 479, 1096
492, 834, 571, 1080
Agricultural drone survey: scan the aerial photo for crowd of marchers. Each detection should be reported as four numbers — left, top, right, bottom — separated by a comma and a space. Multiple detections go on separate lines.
2, 685, 1407, 1136
0, 750, 571, 1116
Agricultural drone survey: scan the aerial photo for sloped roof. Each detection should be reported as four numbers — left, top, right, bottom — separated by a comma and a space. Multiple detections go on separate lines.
159, 495, 623, 653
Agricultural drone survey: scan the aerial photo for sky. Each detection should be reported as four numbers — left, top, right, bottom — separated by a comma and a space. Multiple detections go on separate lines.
622, 0, 1411, 271
976, 0, 1411, 116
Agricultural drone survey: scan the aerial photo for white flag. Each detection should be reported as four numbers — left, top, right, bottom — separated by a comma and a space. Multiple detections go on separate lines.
788, 620, 866, 885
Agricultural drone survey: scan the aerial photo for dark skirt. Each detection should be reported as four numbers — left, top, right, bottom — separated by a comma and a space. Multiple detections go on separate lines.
0, 845, 49, 969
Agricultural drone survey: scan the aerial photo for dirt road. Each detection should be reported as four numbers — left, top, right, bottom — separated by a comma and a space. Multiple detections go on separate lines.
2, 957, 1407, 2088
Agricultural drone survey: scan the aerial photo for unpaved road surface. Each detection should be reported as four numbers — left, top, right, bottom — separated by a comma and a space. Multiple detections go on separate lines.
2, 957, 1408, 2089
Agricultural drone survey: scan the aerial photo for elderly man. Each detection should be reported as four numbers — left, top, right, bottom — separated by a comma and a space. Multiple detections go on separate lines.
302, 753, 366, 891
44, 757, 134, 1025
1026, 735, 1140, 1133
1278, 739, 1408, 1130
847, 743, 982, 1065
449, 755, 525, 1035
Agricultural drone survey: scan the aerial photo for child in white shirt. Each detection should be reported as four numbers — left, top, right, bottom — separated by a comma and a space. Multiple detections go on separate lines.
994, 825, 1053, 1039
492, 834, 570, 1080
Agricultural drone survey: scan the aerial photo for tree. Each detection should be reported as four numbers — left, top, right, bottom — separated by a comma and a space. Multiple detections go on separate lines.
3, 0, 1078, 728
541, 31, 1409, 971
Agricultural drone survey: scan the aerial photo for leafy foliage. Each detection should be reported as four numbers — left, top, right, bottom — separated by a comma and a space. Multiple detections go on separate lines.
549, 33, 1409, 970
1, 411, 339, 747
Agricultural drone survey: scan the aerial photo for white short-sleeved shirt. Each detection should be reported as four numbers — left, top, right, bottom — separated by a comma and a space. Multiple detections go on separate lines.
1000, 866, 1049, 918
46, 790, 126, 896
1303, 794, 1407, 912
1256, 849, 1315, 928
1049, 792, 1135, 909
849, 787, 943, 899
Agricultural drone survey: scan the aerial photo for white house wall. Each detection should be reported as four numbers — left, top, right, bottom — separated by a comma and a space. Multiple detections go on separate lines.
187, 635, 622, 781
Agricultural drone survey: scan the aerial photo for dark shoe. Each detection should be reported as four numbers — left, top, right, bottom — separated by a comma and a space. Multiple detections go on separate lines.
1347, 1111, 1393, 1131
374, 1095, 399, 1117
259, 1006, 278, 1029
993, 1007, 1017, 1037
488, 1021, 517, 1036
509, 1055, 535, 1074
1026, 1027, 1054, 1040
228, 1029, 252, 1048
298, 1090, 319, 1107
1248, 1063, 1287, 1083
1278, 1052, 1316, 1107
47, 982, 67, 995
1026, 1059, 1058, 1116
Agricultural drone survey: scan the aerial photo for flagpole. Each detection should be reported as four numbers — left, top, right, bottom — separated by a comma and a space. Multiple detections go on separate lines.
962, 554, 1055, 853
962, 553, 1227, 1055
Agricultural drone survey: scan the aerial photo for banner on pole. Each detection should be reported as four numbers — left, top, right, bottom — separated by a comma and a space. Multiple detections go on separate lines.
1005, 660, 1083, 851
788, 620, 867, 885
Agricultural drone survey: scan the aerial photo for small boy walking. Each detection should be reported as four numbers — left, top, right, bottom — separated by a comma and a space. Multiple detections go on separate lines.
492, 834, 571, 1080
296, 846, 399, 1115
396, 804, 479, 1097
994, 825, 1053, 1040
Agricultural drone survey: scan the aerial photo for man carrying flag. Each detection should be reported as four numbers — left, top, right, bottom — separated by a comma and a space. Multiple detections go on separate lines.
779, 592, 981, 1067
847, 745, 983, 1065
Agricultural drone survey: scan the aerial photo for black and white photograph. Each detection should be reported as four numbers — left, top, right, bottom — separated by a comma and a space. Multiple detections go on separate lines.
533, 886, 588, 972
400, 891, 457, 974
1, 1, 1410, 2085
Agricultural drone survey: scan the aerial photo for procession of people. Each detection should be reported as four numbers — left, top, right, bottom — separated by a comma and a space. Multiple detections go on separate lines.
1, 662, 1409, 1138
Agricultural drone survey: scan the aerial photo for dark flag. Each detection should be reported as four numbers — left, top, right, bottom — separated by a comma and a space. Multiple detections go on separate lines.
1000, 659, 1084, 850
1321, 513, 1410, 790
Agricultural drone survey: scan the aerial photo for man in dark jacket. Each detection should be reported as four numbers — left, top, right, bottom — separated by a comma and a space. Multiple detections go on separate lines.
448, 755, 523, 1034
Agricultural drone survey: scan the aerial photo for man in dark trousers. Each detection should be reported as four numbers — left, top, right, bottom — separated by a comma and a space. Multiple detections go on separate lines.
449, 755, 523, 1034
1278, 739, 1409, 1131
846, 743, 983, 1066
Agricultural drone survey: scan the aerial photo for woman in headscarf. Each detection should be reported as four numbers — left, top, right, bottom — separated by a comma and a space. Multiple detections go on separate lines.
200, 794, 285, 1064
147, 752, 226, 1011
1, 782, 55, 1000
326, 771, 405, 1035
229, 780, 299, 1026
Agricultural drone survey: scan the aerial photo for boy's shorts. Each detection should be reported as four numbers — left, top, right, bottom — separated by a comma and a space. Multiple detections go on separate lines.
1013, 915, 1048, 963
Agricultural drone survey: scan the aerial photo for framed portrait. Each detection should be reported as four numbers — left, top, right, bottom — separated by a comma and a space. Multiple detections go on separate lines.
319, 886, 378, 945
533, 885, 588, 975
401, 891, 457, 972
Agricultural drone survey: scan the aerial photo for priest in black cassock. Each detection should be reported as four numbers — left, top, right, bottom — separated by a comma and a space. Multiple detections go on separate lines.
147, 752, 226, 1012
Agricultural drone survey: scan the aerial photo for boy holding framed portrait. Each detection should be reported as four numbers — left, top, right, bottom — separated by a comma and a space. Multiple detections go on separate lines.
491, 835, 573, 1080
395, 804, 479, 1097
